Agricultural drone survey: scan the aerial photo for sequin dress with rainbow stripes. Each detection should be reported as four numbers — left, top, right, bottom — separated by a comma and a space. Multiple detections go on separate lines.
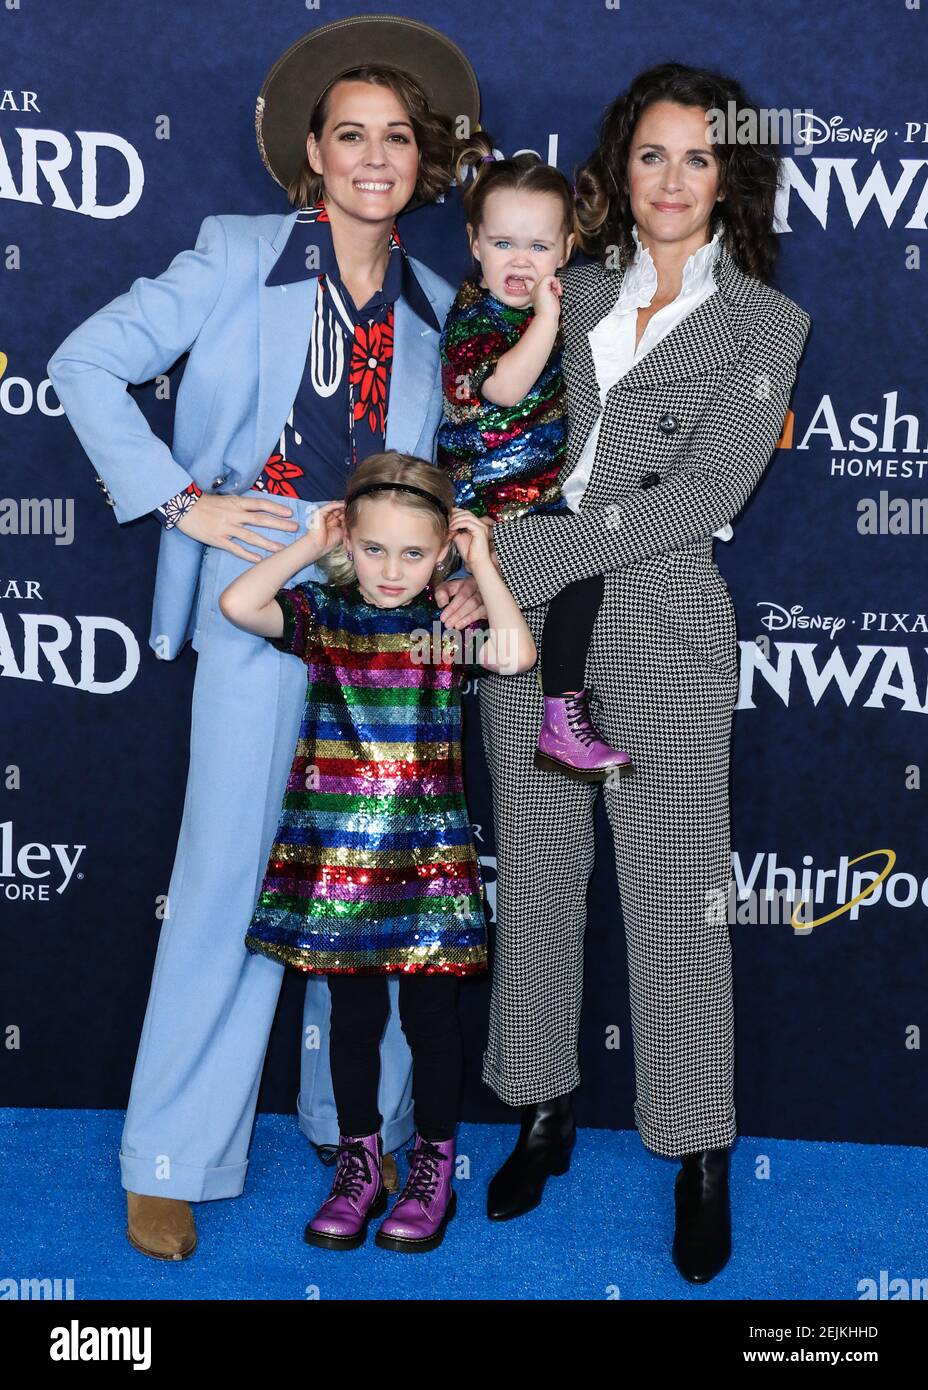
436, 276, 570, 521
244, 579, 488, 976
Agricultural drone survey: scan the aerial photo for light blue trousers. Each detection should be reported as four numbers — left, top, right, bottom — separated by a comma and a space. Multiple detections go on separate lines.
119, 491, 415, 1201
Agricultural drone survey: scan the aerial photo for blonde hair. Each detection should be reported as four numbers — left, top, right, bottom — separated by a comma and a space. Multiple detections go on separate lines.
321, 452, 459, 588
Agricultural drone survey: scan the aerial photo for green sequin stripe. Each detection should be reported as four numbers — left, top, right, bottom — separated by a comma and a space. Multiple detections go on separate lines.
444, 292, 529, 342
255, 891, 484, 922
275, 591, 305, 653
309, 684, 456, 709
442, 305, 564, 423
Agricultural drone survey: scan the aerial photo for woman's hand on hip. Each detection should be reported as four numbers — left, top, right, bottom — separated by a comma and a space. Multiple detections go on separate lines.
433, 575, 489, 629
174, 493, 301, 561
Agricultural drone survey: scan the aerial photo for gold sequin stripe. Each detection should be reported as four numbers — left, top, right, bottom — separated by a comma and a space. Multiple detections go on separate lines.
244, 936, 488, 973
313, 624, 439, 654
293, 738, 456, 761
269, 842, 477, 867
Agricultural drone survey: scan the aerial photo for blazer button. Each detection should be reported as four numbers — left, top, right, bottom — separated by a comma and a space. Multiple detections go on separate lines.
639, 472, 661, 489
658, 412, 680, 434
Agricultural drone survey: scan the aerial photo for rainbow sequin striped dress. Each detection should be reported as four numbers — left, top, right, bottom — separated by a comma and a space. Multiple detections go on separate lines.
244, 579, 488, 976
436, 276, 570, 520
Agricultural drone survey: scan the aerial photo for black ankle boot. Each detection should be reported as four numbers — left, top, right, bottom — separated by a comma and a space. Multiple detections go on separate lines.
671, 1146, 731, 1283
486, 1094, 576, 1220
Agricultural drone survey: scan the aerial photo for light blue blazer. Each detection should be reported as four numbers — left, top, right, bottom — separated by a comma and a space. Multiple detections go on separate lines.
47, 210, 457, 659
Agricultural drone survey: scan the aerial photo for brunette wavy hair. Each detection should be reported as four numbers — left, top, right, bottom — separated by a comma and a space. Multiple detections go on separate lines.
574, 62, 784, 282
452, 127, 578, 273
287, 64, 459, 211
320, 451, 459, 589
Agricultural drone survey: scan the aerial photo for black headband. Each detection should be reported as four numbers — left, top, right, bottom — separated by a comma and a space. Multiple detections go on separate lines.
348, 481, 450, 521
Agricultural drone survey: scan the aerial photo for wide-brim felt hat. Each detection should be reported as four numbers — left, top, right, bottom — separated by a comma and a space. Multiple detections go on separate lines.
255, 14, 481, 214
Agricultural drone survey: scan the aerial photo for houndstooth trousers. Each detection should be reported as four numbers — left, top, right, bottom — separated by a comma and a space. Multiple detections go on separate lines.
479, 247, 811, 1158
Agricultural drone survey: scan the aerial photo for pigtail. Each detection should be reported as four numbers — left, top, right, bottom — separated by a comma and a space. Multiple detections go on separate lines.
572, 150, 617, 260
452, 126, 499, 196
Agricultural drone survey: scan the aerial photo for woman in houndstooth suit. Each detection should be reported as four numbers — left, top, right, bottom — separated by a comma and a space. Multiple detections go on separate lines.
475, 64, 811, 1282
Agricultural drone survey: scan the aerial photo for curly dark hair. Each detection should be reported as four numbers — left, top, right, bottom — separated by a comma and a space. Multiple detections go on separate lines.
452, 127, 577, 271
287, 64, 459, 211
574, 62, 784, 282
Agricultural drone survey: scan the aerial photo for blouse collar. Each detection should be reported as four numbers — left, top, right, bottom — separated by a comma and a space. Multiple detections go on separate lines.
617, 222, 724, 309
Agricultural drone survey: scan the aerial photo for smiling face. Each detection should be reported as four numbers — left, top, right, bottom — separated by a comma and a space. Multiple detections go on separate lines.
349, 496, 450, 608
468, 187, 575, 307
306, 79, 421, 225
627, 100, 723, 258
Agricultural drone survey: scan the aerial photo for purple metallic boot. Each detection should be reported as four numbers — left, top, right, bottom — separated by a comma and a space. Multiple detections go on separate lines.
534, 690, 632, 781
374, 1133, 456, 1253
303, 1132, 388, 1251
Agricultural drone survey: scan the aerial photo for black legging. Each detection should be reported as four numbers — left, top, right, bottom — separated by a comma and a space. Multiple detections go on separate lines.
539, 573, 605, 694
327, 972, 462, 1141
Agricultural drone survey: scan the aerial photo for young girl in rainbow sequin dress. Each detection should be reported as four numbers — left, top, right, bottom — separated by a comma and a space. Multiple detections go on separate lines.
438, 138, 631, 780
218, 451, 535, 1253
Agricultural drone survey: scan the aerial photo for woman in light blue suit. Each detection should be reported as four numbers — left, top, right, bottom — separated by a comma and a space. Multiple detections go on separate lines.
47, 21, 484, 1259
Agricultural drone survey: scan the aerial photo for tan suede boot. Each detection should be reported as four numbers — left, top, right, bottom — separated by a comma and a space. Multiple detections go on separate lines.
126, 1191, 197, 1260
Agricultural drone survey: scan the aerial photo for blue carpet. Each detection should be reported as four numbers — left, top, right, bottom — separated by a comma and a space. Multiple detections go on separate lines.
1, 1108, 924, 1300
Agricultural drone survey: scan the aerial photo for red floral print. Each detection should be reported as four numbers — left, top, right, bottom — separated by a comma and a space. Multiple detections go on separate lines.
350, 313, 394, 436
258, 454, 306, 497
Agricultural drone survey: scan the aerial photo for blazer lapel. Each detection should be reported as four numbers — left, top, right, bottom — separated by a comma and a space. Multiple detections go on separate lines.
256, 212, 317, 469
562, 246, 743, 471
562, 268, 624, 471
386, 293, 437, 456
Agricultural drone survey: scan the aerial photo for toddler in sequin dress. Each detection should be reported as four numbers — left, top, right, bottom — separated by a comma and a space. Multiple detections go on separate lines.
437, 138, 632, 781
219, 451, 535, 1254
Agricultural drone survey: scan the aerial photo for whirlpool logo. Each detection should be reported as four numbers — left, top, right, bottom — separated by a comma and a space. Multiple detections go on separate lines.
723, 849, 919, 929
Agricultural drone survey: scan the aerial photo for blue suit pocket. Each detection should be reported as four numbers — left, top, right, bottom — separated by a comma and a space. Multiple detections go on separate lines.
191, 545, 222, 652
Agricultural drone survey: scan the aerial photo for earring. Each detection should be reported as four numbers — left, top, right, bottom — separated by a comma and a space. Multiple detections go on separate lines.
346, 548, 353, 561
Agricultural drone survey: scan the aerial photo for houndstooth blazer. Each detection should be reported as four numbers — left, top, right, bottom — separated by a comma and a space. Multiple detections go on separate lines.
491, 244, 811, 614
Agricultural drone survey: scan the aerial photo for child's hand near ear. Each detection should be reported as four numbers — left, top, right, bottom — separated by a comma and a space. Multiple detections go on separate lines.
218, 499, 345, 641
449, 508, 494, 569
307, 500, 346, 556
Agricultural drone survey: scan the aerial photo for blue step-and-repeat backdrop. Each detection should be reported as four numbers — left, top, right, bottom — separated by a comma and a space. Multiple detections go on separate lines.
2, 0, 926, 1145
